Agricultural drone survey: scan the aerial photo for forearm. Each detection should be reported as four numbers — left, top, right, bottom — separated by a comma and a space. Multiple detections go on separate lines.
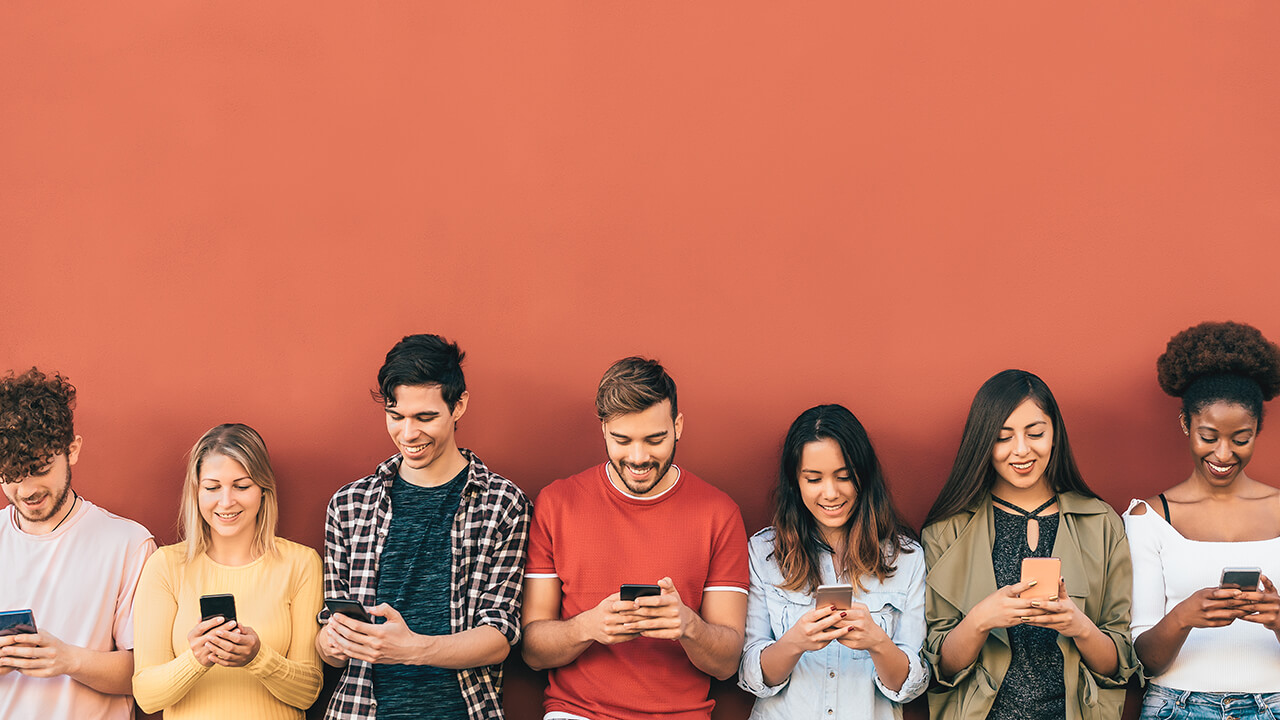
413, 625, 509, 669
132, 650, 209, 713
868, 639, 910, 693
937, 614, 988, 679
1133, 616, 1191, 677
678, 614, 745, 681
521, 617, 593, 671
245, 644, 322, 709
1073, 625, 1119, 678
758, 639, 803, 687
66, 647, 135, 695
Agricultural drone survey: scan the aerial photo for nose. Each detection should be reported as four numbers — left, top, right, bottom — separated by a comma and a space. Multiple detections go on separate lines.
1014, 434, 1032, 456
399, 419, 420, 441
217, 486, 236, 507
820, 478, 840, 500
1214, 439, 1234, 462
627, 444, 648, 464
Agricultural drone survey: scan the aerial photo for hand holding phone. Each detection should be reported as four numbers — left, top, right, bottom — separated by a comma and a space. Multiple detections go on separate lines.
199, 594, 237, 623
1020, 558, 1062, 600
1220, 567, 1262, 592
325, 598, 373, 624
619, 584, 661, 602
814, 584, 853, 611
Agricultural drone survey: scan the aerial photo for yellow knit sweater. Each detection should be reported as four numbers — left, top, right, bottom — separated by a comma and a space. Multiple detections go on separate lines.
132, 539, 323, 718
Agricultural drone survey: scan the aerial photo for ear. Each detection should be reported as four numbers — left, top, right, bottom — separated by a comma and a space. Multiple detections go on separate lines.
673, 412, 684, 442
451, 391, 470, 422
66, 435, 84, 467
1179, 413, 1189, 436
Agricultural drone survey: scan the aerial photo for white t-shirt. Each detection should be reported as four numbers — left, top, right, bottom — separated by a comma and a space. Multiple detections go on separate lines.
0, 498, 155, 720
1124, 498, 1280, 693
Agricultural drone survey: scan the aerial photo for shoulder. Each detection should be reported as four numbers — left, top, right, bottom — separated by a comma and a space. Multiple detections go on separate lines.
469, 461, 530, 511
142, 543, 187, 576
533, 465, 600, 504
921, 507, 975, 546
748, 526, 777, 555
272, 538, 323, 576
81, 501, 155, 544
677, 469, 743, 513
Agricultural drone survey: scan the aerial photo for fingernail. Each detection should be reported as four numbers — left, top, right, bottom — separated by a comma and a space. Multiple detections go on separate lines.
840, 612, 847, 618
1030, 601, 1040, 607
1028, 580, 1038, 586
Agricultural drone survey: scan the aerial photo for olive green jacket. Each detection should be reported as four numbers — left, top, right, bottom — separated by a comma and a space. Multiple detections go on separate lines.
922, 492, 1138, 720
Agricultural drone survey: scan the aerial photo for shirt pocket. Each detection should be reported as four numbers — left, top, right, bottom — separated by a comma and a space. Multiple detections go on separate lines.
860, 590, 907, 638
765, 584, 814, 638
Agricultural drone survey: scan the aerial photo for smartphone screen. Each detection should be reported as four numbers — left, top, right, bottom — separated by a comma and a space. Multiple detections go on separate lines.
1220, 567, 1262, 591
0, 609, 37, 637
620, 584, 661, 602
1020, 557, 1061, 600
814, 584, 853, 610
199, 594, 237, 623
324, 599, 373, 623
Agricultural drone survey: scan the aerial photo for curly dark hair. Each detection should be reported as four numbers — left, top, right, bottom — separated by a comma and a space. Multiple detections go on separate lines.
0, 368, 77, 483
1156, 321, 1280, 427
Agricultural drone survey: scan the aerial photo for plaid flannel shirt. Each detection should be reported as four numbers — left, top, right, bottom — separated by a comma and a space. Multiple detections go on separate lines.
321, 448, 531, 720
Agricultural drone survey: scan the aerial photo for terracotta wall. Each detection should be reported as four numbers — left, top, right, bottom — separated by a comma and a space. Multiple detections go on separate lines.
4, 2, 1278, 718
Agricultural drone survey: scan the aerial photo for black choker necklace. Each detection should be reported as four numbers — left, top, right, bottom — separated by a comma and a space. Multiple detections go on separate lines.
48, 489, 79, 533
991, 495, 1056, 518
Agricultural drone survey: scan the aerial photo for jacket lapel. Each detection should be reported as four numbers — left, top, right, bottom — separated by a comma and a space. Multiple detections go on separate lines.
927, 497, 1009, 646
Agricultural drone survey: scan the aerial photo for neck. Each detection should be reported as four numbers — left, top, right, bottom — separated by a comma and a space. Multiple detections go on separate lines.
1189, 471, 1254, 498
991, 482, 1054, 511
400, 446, 468, 488
206, 531, 259, 566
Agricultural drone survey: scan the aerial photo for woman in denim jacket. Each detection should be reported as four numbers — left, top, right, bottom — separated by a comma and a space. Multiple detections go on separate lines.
738, 404, 928, 719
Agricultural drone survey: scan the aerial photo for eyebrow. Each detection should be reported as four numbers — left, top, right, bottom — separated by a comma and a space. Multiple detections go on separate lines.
610, 430, 669, 441
1194, 424, 1255, 435
1000, 420, 1047, 432
202, 476, 253, 483
800, 466, 851, 474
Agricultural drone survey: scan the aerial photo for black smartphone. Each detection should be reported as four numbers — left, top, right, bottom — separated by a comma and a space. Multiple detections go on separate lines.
1220, 567, 1262, 591
0, 609, 37, 637
199, 594, 237, 623
620, 584, 661, 602
324, 598, 372, 624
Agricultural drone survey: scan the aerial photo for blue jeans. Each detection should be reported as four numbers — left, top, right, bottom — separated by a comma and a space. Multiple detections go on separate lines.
1141, 684, 1280, 720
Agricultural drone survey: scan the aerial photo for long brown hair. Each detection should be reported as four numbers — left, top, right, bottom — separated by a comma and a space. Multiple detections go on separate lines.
771, 404, 915, 594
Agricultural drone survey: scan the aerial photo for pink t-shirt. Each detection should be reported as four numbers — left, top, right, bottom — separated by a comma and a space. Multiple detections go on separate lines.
0, 498, 155, 720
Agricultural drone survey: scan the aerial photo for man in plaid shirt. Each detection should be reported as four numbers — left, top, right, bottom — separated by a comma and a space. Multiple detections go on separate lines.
316, 334, 531, 720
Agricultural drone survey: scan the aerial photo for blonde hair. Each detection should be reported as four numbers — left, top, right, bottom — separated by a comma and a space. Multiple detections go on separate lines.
179, 423, 280, 563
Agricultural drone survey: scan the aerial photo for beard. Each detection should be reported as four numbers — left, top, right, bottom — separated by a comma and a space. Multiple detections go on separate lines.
609, 443, 678, 496
15, 464, 74, 524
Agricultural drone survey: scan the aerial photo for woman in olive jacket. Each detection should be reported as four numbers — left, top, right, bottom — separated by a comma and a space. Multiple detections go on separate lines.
922, 370, 1137, 720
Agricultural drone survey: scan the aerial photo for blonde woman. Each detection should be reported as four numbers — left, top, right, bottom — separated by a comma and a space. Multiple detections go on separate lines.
132, 423, 322, 718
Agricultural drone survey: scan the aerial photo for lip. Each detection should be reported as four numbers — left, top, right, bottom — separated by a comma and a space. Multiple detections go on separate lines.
816, 500, 849, 517
21, 494, 48, 508
213, 510, 243, 523
624, 464, 655, 478
401, 441, 431, 458
1204, 459, 1236, 478
1010, 460, 1036, 475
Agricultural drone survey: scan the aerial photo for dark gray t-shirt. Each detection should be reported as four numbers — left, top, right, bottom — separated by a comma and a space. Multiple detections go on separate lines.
373, 467, 468, 719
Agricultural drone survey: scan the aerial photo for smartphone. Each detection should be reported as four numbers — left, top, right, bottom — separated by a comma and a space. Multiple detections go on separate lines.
324, 598, 373, 623
620, 584, 661, 602
1220, 567, 1262, 591
0, 609, 37, 637
814, 584, 853, 611
1020, 557, 1062, 600
199, 594, 237, 623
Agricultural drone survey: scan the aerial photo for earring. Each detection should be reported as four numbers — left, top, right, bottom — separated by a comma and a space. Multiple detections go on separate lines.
1179, 414, 1189, 436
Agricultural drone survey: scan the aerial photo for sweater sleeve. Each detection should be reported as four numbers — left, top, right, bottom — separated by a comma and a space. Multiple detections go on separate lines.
131, 550, 211, 713
244, 547, 324, 708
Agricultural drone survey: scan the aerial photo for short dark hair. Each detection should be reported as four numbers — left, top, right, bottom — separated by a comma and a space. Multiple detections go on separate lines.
925, 369, 1097, 528
0, 368, 77, 483
1156, 321, 1280, 430
596, 357, 678, 421
373, 334, 467, 410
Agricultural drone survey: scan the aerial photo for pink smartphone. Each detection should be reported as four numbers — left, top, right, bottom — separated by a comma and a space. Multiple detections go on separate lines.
1020, 557, 1061, 600
814, 584, 853, 610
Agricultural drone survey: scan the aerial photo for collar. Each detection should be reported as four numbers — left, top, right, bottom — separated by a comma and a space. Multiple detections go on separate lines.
373, 447, 490, 497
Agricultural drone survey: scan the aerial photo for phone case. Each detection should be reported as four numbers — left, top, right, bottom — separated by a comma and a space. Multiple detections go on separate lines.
1020, 557, 1061, 600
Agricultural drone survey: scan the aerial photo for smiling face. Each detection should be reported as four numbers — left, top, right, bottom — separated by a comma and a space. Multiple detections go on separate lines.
1185, 401, 1257, 486
602, 400, 683, 496
385, 384, 468, 474
797, 437, 856, 546
2, 436, 81, 532
991, 398, 1055, 495
197, 453, 263, 542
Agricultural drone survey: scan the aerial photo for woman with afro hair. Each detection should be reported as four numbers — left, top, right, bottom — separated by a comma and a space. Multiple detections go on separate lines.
1124, 321, 1280, 720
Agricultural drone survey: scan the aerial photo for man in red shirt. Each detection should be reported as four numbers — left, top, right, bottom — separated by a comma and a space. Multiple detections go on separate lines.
522, 357, 749, 720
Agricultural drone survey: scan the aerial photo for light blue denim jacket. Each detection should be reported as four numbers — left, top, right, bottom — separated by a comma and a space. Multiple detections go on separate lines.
738, 527, 929, 720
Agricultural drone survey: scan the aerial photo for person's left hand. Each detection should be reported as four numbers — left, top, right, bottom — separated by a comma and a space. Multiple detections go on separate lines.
0, 629, 81, 678
205, 622, 261, 667
1022, 578, 1097, 638
326, 603, 422, 665
627, 577, 697, 640
1239, 575, 1280, 632
834, 601, 893, 651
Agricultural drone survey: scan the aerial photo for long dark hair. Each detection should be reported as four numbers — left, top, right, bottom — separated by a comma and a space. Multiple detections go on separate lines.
924, 369, 1098, 528
772, 404, 916, 594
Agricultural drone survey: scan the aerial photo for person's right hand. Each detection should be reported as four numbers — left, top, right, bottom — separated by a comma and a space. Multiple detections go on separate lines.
778, 605, 849, 653
1170, 586, 1251, 630
966, 579, 1048, 632
577, 593, 646, 646
188, 617, 234, 668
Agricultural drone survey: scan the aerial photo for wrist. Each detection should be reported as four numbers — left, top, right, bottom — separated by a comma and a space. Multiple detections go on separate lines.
63, 644, 85, 677
677, 605, 702, 643
412, 631, 434, 665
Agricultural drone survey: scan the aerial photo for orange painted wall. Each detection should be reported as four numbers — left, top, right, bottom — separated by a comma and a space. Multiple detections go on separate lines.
3, 2, 1279, 718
